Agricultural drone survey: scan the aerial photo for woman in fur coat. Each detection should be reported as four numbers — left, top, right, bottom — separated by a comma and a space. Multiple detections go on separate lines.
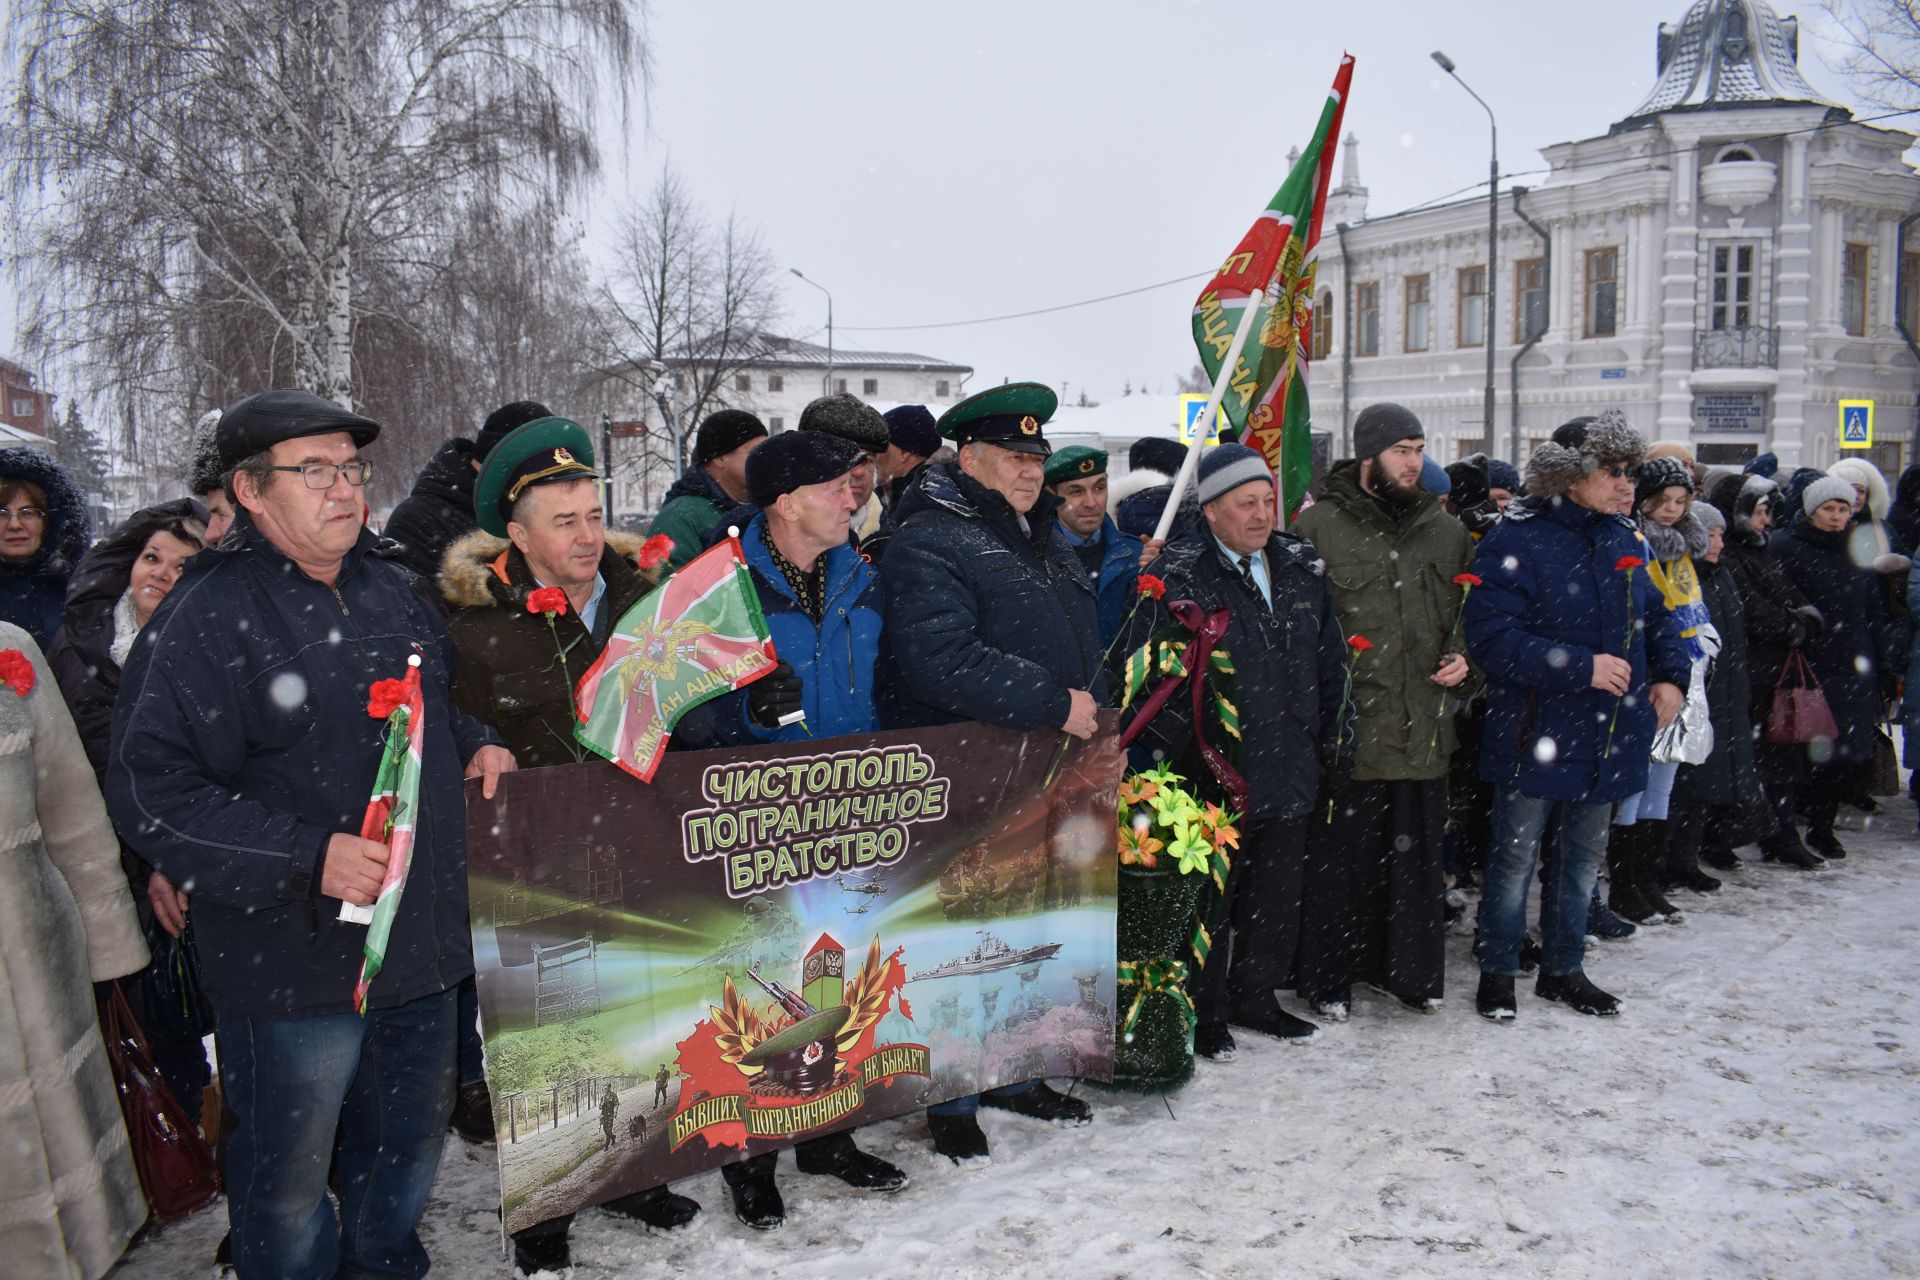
0, 623, 151, 1277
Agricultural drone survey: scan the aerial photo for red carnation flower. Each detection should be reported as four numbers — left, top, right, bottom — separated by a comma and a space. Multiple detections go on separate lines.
1348, 635, 1373, 651
1137, 573, 1167, 600
637, 534, 674, 570
0, 649, 36, 697
526, 586, 569, 617
1614, 555, 1644, 572
1452, 572, 1482, 587
367, 677, 407, 720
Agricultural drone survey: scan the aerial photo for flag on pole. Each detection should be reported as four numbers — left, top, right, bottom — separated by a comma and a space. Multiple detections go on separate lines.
574, 534, 778, 782
1191, 54, 1354, 518
351, 653, 426, 1015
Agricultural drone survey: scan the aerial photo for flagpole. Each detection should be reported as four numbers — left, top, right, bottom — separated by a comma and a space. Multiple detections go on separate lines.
1151, 286, 1269, 544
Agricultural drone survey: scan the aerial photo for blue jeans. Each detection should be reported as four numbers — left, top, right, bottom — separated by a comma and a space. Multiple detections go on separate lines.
221, 988, 457, 1280
1615, 759, 1680, 825
1477, 789, 1611, 979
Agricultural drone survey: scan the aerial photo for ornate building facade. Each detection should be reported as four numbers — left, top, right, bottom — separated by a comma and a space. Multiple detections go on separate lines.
1308, 0, 1919, 475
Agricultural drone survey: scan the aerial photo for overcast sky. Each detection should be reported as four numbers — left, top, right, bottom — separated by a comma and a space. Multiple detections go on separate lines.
593, 0, 1868, 406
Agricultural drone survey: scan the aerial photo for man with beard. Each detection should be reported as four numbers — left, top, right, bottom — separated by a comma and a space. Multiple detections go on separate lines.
1290, 404, 1474, 1021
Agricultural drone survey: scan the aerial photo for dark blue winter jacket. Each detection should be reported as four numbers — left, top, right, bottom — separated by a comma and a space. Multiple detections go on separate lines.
1465, 494, 1689, 802
879, 463, 1105, 732
1067, 515, 1144, 647
0, 447, 92, 650
105, 512, 498, 1017
677, 513, 883, 746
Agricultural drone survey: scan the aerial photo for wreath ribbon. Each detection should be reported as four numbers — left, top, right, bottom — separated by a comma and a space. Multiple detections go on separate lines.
1117, 956, 1197, 1049
1117, 600, 1247, 809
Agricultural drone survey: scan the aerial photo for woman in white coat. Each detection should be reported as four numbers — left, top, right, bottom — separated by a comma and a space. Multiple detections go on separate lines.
0, 621, 150, 1277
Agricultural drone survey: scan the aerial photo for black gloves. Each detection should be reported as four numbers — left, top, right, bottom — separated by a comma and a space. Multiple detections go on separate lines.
747, 660, 804, 728
1793, 604, 1827, 641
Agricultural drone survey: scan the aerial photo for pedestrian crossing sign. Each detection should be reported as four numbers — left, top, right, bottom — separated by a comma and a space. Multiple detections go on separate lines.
1839, 400, 1874, 449
1179, 394, 1226, 445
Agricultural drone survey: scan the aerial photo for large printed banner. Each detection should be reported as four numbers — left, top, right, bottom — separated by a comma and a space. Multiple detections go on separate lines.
466, 720, 1124, 1234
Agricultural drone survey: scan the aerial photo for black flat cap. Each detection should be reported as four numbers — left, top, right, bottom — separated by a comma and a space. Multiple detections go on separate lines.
799, 393, 891, 452
216, 389, 380, 469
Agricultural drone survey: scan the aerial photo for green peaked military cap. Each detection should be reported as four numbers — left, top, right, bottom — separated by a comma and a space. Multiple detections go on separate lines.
473, 415, 598, 536
936, 381, 1058, 455
1044, 444, 1108, 487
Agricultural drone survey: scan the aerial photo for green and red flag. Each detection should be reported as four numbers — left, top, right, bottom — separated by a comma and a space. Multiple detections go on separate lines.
574, 534, 777, 782
1191, 53, 1354, 518
348, 653, 426, 1015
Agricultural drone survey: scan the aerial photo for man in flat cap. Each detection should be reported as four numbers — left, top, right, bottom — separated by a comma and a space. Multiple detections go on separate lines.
106, 389, 515, 1279
1044, 444, 1142, 646
675, 427, 909, 1229
650, 409, 768, 570
878, 381, 1101, 1162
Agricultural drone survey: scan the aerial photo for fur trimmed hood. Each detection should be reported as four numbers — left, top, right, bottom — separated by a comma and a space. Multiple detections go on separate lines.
438, 527, 652, 609
1523, 409, 1647, 498
1106, 466, 1173, 516
1825, 457, 1890, 524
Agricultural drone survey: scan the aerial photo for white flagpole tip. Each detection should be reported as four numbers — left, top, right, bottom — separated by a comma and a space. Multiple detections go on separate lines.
406, 654, 422, 668
728, 525, 741, 538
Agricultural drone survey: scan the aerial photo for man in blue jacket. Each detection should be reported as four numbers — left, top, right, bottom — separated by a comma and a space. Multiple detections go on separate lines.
106, 390, 513, 1280
675, 427, 909, 1228
1465, 410, 1687, 1022
877, 381, 1100, 1163
1044, 444, 1143, 646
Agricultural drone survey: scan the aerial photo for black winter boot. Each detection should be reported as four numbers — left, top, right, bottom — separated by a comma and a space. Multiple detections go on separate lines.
1664, 808, 1722, 893
1634, 821, 1686, 921
1760, 825, 1824, 869
1535, 970, 1622, 1016
1476, 973, 1516, 1022
794, 1131, 908, 1191
602, 1183, 701, 1229
722, 1156, 784, 1229
1607, 824, 1665, 924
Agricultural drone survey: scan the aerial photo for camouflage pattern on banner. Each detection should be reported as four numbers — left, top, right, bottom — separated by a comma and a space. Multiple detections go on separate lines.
466, 719, 1123, 1234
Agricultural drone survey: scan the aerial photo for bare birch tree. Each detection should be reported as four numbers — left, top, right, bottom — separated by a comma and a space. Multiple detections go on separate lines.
4, 0, 645, 489
1818, 0, 1920, 112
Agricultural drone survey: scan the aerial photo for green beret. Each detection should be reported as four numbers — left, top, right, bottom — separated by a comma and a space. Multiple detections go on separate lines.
936, 381, 1058, 456
473, 416, 598, 536
1044, 445, 1108, 487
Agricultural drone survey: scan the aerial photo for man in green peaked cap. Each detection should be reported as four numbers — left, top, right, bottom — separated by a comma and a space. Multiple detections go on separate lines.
1043, 445, 1142, 646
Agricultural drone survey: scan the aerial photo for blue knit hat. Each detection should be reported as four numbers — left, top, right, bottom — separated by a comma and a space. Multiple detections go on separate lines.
1486, 458, 1521, 493
1196, 444, 1274, 505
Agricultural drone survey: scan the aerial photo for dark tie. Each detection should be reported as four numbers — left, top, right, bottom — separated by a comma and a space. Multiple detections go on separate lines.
1236, 554, 1263, 605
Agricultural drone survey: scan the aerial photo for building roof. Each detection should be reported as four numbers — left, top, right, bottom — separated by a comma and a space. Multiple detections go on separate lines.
668, 329, 971, 374
1621, 0, 1832, 123
805, 933, 843, 958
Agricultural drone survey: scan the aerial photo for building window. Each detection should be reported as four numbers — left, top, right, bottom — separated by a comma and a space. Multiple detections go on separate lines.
1843, 243, 1870, 336
1902, 252, 1920, 337
1710, 243, 1757, 329
935, 379, 950, 397
768, 374, 784, 392
8, 398, 31, 419
1515, 259, 1547, 341
768, 416, 784, 432
862, 378, 879, 395
1403, 274, 1431, 352
1355, 281, 1380, 356
834, 378, 848, 394
1457, 266, 1486, 348
1584, 248, 1618, 338
735, 374, 751, 392
1310, 290, 1333, 362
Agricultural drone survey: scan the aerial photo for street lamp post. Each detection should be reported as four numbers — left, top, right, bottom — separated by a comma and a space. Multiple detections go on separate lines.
1433, 50, 1498, 453
790, 268, 834, 400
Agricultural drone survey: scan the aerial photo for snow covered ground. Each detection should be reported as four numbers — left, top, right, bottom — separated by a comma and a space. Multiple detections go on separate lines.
114, 799, 1920, 1279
